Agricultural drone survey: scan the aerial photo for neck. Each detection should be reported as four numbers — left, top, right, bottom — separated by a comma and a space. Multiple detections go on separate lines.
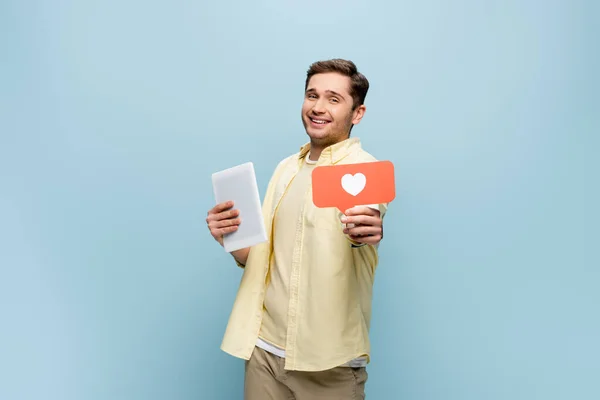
309, 134, 351, 161
308, 144, 324, 161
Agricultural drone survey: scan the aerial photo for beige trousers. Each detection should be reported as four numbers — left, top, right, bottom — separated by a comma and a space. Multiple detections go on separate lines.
244, 346, 368, 400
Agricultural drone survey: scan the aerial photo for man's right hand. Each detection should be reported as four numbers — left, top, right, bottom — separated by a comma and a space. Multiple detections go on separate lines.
206, 200, 241, 246
206, 201, 251, 266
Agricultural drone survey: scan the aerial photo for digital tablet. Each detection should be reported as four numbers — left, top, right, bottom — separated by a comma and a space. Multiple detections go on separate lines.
211, 162, 268, 253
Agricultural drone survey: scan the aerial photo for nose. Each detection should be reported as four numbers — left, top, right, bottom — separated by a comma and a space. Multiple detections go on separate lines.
311, 98, 326, 114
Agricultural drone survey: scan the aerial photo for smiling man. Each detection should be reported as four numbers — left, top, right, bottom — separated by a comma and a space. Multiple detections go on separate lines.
206, 59, 389, 399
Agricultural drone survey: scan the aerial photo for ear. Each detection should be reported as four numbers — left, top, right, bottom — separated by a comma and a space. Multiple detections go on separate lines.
351, 105, 366, 125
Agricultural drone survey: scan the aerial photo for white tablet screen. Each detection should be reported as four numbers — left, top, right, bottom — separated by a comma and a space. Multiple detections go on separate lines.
211, 162, 268, 253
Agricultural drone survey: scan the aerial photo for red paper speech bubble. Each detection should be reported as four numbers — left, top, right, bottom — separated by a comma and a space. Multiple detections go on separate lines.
312, 160, 396, 212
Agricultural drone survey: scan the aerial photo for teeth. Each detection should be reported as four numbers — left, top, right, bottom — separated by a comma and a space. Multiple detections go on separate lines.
311, 118, 327, 124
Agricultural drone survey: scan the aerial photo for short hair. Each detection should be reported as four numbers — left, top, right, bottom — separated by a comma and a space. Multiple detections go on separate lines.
305, 59, 369, 110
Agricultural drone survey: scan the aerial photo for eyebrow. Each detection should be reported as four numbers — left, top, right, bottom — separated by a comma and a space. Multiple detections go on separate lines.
305, 88, 346, 99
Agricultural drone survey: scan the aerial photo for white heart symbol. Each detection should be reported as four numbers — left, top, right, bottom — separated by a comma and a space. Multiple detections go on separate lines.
341, 173, 366, 196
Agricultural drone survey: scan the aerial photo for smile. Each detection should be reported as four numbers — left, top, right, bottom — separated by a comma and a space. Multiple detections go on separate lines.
309, 117, 330, 125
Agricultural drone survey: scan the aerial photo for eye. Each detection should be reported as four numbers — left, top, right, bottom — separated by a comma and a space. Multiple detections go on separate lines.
307, 93, 317, 99
330, 97, 339, 103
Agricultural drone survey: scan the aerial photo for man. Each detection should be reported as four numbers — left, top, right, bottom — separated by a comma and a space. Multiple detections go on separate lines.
206, 59, 388, 399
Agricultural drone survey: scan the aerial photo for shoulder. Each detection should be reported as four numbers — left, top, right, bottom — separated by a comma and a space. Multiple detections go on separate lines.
356, 148, 379, 162
265, 151, 301, 184
345, 144, 380, 164
275, 152, 300, 171
280, 151, 300, 164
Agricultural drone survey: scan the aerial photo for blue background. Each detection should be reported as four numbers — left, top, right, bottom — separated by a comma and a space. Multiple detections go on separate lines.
1, 1, 597, 399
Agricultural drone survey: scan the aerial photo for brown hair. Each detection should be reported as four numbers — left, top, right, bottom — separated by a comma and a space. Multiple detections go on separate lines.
305, 59, 369, 110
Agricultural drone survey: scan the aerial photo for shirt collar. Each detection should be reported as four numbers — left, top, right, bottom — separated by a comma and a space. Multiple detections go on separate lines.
298, 137, 361, 165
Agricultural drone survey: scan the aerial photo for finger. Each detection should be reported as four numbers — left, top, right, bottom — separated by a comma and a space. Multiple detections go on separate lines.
341, 214, 381, 227
344, 225, 382, 237
344, 206, 379, 217
212, 217, 241, 229
216, 208, 240, 221
211, 225, 238, 240
209, 200, 235, 215
207, 208, 239, 223
218, 226, 238, 236
349, 234, 381, 245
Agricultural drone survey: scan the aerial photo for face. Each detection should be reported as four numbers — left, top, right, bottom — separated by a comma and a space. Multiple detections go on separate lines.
301, 72, 366, 148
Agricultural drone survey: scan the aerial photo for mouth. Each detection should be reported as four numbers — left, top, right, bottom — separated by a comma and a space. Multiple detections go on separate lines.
308, 116, 331, 127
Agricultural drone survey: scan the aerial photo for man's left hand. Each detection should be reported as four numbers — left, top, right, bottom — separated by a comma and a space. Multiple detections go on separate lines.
340, 206, 383, 245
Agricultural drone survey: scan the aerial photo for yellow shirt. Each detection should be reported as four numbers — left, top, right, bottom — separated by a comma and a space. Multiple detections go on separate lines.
260, 156, 317, 349
220, 137, 389, 371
